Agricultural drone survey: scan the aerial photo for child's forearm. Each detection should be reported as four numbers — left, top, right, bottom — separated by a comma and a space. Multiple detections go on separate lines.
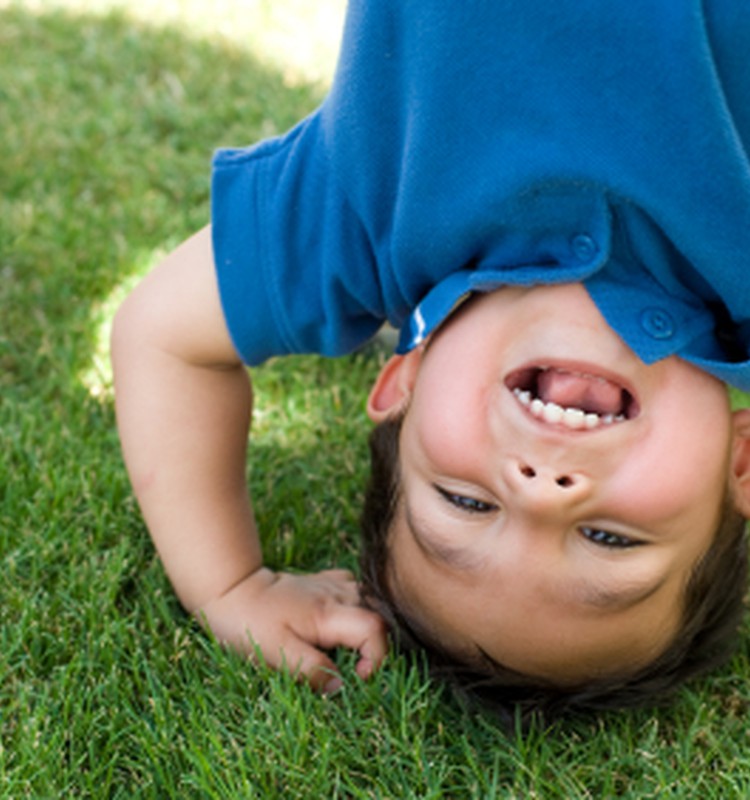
110, 230, 261, 614
113, 335, 259, 613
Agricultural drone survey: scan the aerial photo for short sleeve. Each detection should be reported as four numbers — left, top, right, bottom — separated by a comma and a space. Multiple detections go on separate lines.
211, 112, 384, 366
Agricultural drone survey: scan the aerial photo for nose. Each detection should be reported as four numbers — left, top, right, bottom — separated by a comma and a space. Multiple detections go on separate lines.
504, 459, 592, 517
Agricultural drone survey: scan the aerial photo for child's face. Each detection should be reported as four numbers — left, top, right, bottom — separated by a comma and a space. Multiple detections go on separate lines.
368, 284, 746, 681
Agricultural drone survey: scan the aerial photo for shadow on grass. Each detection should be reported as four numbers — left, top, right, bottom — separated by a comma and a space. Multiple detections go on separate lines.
0, 0, 377, 706
0, 0, 395, 711
0, 3, 326, 398
0, 2, 386, 588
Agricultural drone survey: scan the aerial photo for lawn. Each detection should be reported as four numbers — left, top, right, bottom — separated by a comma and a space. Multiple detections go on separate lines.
2, 1, 750, 797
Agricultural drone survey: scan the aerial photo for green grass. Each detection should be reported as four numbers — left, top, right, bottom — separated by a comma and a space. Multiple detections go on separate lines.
3, 2, 750, 797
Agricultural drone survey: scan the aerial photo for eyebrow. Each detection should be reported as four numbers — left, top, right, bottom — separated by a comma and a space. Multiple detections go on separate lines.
404, 503, 666, 611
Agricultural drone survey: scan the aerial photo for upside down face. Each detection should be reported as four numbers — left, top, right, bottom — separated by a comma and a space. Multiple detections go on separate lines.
368, 284, 747, 681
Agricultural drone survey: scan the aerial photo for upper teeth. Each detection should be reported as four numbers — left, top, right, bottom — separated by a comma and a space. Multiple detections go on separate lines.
512, 388, 624, 430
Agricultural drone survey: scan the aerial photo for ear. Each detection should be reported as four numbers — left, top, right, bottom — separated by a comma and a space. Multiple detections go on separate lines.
730, 408, 750, 518
366, 349, 423, 422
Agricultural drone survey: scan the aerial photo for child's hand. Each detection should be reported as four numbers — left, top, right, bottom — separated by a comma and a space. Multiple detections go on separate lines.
198, 567, 389, 693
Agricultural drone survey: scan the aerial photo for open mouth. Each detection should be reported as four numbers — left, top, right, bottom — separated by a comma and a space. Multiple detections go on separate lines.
504, 366, 639, 431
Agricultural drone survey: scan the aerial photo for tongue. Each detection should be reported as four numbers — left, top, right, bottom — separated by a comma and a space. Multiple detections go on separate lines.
536, 369, 624, 416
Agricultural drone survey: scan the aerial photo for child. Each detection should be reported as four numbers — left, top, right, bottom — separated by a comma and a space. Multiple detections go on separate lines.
112, 0, 750, 713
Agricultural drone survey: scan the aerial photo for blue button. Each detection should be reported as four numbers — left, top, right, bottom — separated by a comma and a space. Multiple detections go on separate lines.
640, 308, 675, 339
571, 234, 598, 263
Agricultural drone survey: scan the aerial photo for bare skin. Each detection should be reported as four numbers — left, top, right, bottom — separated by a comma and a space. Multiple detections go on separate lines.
367, 285, 750, 682
111, 226, 388, 692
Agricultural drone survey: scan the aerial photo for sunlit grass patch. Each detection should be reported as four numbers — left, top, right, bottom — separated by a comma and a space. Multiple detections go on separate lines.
78, 249, 162, 399
2, 0, 346, 85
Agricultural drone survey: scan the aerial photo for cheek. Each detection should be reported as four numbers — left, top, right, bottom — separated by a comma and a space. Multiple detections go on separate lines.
642, 362, 733, 495
387, 521, 475, 653
614, 426, 729, 530
408, 382, 492, 477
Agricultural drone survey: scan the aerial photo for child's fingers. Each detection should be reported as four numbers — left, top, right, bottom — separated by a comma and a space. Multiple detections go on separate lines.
314, 569, 359, 604
317, 568, 356, 582
317, 569, 360, 606
274, 635, 341, 694
311, 603, 389, 681
278, 604, 388, 692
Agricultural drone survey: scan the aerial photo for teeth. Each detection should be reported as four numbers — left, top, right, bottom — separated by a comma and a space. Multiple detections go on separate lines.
512, 388, 625, 430
542, 402, 564, 425
562, 407, 586, 429
516, 390, 532, 407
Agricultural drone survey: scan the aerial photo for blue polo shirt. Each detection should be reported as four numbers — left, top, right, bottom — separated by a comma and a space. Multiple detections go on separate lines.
211, 0, 750, 391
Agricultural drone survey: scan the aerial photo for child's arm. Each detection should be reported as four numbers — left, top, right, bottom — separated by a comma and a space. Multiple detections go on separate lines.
111, 226, 387, 691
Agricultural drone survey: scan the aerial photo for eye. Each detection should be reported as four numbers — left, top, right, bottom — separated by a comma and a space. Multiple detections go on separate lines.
580, 526, 641, 549
435, 485, 497, 514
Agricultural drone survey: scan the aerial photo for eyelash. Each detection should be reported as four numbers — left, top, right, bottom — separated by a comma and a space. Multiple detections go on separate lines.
580, 526, 640, 549
436, 488, 640, 548
435, 486, 497, 514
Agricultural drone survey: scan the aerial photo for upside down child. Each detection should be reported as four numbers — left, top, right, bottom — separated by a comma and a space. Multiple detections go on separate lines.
112, 0, 750, 717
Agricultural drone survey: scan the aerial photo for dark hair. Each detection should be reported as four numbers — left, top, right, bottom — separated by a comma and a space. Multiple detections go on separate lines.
359, 415, 748, 726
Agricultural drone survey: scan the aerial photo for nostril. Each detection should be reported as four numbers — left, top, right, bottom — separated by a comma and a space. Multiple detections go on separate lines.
520, 465, 536, 478
556, 475, 574, 488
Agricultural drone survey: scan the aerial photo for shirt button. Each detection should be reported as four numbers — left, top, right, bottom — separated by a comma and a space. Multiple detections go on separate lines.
570, 234, 598, 263
640, 308, 675, 339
